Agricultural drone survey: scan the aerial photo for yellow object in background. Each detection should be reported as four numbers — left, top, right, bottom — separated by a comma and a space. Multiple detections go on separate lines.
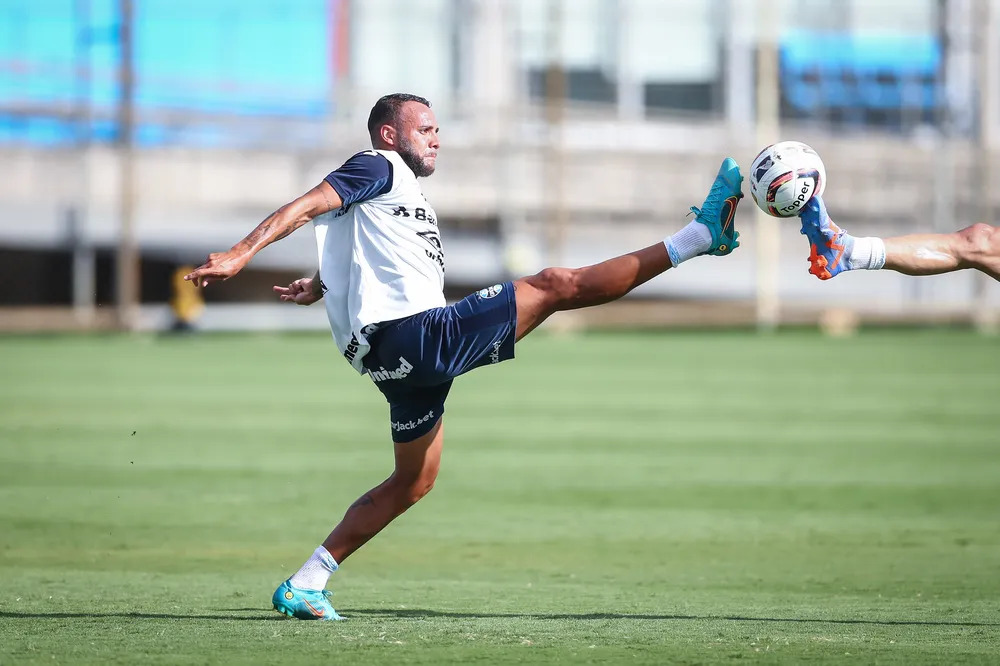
170, 266, 205, 325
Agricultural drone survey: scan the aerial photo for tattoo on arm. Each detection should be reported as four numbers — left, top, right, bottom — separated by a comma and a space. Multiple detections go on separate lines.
321, 189, 336, 212
236, 205, 307, 254
270, 227, 295, 243
349, 494, 375, 509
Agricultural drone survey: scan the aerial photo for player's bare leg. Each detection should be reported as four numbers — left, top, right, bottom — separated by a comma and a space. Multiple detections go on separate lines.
322, 418, 444, 562
514, 244, 671, 339
273, 419, 443, 620
514, 158, 743, 339
883, 225, 1000, 280
801, 196, 1000, 281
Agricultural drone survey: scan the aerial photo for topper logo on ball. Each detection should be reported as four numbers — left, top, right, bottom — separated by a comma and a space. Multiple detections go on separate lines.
750, 142, 827, 219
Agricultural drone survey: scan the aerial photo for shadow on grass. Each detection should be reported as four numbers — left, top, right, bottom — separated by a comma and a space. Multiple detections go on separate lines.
344, 608, 1000, 628
2, 608, 997, 628
0, 611, 282, 621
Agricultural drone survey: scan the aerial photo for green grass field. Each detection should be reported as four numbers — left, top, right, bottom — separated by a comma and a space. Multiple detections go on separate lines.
1, 329, 999, 664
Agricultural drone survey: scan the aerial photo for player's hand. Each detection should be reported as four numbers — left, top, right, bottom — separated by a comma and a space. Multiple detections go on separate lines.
273, 277, 323, 306
184, 251, 249, 287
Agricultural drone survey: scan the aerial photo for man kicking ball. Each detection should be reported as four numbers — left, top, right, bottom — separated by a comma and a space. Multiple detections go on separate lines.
185, 93, 745, 620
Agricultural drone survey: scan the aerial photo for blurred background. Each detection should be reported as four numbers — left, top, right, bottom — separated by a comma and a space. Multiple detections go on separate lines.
1, 0, 998, 333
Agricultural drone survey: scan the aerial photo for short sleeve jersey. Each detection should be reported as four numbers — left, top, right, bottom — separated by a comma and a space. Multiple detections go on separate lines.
314, 149, 445, 373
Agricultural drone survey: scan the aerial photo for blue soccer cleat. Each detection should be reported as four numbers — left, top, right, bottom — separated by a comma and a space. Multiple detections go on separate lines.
799, 195, 853, 280
272, 579, 344, 621
689, 157, 744, 256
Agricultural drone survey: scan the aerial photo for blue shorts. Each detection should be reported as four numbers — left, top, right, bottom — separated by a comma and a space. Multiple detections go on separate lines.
361, 282, 517, 442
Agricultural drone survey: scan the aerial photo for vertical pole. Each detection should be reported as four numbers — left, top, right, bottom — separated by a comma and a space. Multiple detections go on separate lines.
330, 0, 352, 119
755, 0, 781, 331
615, 0, 642, 121
115, 0, 138, 330
497, 0, 534, 277
724, 0, 755, 136
74, 0, 91, 144
68, 207, 96, 325
545, 0, 568, 267
74, 0, 96, 326
974, 0, 998, 333
927, 1, 956, 309
326, 0, 343, 122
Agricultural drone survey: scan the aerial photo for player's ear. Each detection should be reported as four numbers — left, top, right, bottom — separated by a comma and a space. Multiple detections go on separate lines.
380, 124, 396, 147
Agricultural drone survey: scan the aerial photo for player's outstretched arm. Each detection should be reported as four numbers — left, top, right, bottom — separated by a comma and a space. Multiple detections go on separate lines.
273, 271, 325, 306
185, 181, 342, 287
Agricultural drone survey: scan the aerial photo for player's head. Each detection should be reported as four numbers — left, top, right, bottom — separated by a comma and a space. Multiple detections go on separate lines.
367, 93, 439, 177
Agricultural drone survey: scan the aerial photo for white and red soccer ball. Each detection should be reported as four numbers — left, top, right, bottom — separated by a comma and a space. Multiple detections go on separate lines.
748, 141, 827, 218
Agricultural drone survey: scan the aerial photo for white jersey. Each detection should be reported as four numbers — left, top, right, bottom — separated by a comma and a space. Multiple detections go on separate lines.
313, 149, 446, 373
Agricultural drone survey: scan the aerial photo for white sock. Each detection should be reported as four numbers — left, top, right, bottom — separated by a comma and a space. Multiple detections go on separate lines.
664, 220, 713, 267
289, 546, 339, 591
846, 236, 886, 271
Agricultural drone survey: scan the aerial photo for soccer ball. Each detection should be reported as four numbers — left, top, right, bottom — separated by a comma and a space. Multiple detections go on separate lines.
748, 141, 826, 218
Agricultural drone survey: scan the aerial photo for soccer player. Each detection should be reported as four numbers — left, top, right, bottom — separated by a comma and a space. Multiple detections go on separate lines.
184, 93, 744, 621
800, 196, 1000, 281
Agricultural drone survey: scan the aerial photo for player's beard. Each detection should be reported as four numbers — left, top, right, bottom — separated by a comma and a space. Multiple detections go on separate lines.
397, 137, 435, 177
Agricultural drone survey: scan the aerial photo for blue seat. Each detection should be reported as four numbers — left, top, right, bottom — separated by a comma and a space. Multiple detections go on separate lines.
780, 30, 941, 117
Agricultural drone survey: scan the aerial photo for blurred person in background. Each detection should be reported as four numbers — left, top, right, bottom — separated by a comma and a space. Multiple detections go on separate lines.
168, 265, 204, 332
184, 93, 744, 621
800, 196, 1000, 281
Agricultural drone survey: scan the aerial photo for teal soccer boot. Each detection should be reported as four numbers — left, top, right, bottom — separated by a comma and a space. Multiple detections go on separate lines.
272, 579, 344, 621
689, 157, 744, 256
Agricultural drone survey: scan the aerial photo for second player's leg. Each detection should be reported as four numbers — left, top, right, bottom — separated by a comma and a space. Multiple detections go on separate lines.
321, 418, 444, 563
884, 224, 1000, 281
513, 243, 671, 340
801, 197, 1000, 281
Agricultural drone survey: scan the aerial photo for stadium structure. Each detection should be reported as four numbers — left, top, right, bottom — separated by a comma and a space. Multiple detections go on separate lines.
1, 0, 997, 332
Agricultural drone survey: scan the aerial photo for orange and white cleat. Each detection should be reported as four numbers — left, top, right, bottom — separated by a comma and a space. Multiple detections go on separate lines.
799, 196, 852, 280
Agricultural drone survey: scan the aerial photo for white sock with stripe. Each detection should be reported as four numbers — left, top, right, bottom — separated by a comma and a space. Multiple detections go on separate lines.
289, 546, 339, 591
664, 220, 713, 267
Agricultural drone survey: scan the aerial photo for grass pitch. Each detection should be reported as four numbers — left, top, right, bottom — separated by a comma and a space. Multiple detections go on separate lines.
1, 329, 999, 664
